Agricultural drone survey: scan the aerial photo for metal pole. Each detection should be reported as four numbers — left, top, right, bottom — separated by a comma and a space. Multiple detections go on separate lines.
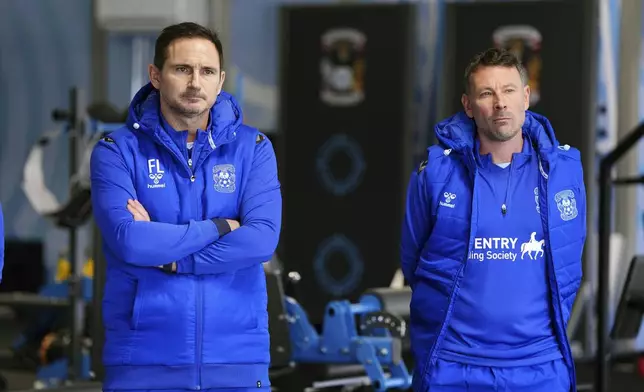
91, 224, 105, 381
597, 162, 612, 392
582, 0, 601, 358
615, 0, 643, 301
67, 87, 86, 382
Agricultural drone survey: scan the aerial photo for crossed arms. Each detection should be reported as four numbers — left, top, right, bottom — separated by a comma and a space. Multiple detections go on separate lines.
89, 136, 282, 275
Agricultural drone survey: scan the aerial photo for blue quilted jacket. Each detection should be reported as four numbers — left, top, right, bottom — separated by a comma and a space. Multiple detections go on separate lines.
90, 83, 281, 390
400, 111, 586, 391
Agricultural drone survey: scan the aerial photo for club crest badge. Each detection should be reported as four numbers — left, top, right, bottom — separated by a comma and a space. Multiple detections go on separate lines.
320, 28, 366, 107
555, 189, 577, 221
493, 25, 542, 106
213, 164, 236, 193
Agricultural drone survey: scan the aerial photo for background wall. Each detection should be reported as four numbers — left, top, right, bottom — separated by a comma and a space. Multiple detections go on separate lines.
0, 0, 93, 272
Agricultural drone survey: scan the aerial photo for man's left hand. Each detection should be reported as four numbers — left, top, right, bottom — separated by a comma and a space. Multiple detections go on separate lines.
127, 199, 151, 222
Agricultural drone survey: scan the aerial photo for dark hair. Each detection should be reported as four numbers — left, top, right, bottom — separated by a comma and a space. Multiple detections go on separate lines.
463, 48, 527, 94
154, 22, 224, 71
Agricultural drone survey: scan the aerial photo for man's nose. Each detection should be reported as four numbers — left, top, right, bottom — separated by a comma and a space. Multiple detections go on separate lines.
189, 72, 201, 88
494, 96, 507, 110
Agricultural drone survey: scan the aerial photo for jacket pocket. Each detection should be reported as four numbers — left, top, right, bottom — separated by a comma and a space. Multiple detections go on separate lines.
130, 279, 143, 330
103, 269, 139, 332
204, 268, 265, 333
212, 290, 260, 332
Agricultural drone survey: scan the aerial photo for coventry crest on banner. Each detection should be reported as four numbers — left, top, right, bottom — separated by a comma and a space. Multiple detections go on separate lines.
493, 25, 542, 106
319, 28, 366, 107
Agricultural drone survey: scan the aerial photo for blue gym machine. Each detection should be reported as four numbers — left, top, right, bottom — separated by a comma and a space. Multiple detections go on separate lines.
265, 261, 413, 392
285, 289, 413, 391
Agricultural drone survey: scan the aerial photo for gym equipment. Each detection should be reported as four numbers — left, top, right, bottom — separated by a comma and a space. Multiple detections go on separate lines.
597, 121, 644, 392
264, 260, 293, 370
286, 289, 412, 391
609, 254, 644, 378
266, 263, 412, 391
3, 88, 95, 385
5, 95, 118, 386
51, 88, 87, 383
4, 255, 95, 389
574, 256, 644, 391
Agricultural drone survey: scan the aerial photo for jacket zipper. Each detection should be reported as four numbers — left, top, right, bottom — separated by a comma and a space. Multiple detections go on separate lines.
159, 134, 202, 390
155, 133, 220, 390
539, 165, 576, 391
154, 137, 192, 177
188, 151, 205, 390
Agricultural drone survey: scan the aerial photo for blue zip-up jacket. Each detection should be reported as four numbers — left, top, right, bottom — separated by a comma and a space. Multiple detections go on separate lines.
90, 83, 281, 390
0, 202, 4, 283
401, 111, 586, 391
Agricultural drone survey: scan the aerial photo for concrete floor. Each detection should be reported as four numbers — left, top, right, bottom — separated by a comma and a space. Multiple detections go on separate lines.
0, 308, 37, 391
1, 305, 643, 392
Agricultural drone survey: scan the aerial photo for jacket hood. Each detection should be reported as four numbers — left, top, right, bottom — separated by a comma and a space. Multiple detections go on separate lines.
126, 83, 242, 147
434, 110, 559, 154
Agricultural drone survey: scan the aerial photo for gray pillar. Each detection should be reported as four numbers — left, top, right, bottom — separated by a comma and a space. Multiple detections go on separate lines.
209, 0, 232, 91
91, 0, 108, 103
615, 0, 642, 278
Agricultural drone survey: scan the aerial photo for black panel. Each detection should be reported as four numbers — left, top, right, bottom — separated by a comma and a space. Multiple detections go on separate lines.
0, 240, 45, 293
278, 4, 416, 324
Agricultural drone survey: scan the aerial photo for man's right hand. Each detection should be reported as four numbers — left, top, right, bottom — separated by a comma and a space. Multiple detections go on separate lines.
226, 219, 241, 231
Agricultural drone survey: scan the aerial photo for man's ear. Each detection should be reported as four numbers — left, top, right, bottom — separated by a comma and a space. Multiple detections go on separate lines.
217, 71, 226, 95
523, 84, 531, 110
149, 64, 161, 89
461, 93, 473, 118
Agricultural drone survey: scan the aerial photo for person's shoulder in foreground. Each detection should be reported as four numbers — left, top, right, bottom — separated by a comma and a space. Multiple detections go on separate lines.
90, 22, 280, 392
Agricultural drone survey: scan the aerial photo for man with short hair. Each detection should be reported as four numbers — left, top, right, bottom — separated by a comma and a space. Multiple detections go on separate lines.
91, 22, 281, 391
401, 48, 586, 391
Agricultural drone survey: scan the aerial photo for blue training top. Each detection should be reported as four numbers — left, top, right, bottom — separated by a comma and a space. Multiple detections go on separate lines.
438, 135, 562, 367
